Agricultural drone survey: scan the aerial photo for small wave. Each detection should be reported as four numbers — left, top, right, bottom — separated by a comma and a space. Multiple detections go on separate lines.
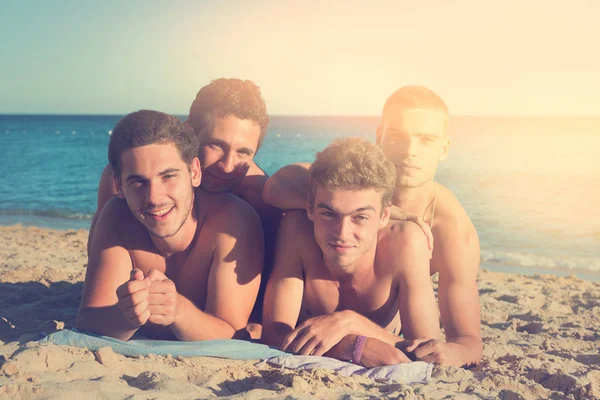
0, 208, 94, 221
481, 249, 600, 272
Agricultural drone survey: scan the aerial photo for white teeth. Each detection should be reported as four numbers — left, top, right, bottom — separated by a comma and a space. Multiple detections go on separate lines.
147, 207, 171, 217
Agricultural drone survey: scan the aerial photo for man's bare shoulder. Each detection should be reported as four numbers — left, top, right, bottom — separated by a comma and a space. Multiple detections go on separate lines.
281, 209, 313, 233
199, 190, 262, 231
89, 196, 153, 258
431, 183, 480, 277
433, 183, 474, 229
380, 220, 429, 247
278, 210, 316, 248
97, 197, 145, 240
377, 220, 429, 270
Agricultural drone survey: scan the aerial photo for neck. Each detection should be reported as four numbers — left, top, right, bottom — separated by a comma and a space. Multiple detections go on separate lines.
151, 196, 199, 258
392, 180, 437, 216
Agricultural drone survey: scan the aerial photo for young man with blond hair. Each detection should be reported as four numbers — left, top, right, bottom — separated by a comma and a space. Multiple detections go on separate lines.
262, 138, 439, 367
263, 86, 482, 367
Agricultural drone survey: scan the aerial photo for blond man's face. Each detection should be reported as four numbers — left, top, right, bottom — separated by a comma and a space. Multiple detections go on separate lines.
307, 185, 390, 272
378, 107, 449, 189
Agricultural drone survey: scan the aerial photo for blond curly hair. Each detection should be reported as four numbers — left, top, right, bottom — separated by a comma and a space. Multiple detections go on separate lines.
308, 138, 397, 210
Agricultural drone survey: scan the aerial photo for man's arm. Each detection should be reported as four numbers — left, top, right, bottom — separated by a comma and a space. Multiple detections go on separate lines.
430, 209, 482, 366
391, 222, 441, 340
262, 163, 311, 210
408, 195, 482, 367
261, 211, 306, 347
169, 197, 264, 341
87, 164, 118, 255
77, 198, 146, 341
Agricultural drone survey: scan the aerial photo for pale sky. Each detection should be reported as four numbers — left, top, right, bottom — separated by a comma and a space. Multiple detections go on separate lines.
1, 0, 599, 115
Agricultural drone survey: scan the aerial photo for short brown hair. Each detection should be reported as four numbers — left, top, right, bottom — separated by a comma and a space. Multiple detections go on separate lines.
187, 78, 269, 151
308, 138, 397, 210
108, 110, 199, 176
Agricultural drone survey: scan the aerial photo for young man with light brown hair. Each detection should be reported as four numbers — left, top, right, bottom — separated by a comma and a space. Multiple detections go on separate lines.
263, 86, 482, 367
262, 138, 440, 367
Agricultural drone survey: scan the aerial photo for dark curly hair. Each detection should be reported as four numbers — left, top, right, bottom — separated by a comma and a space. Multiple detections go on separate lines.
187, 78, 269, 151
108, 110, 199, 176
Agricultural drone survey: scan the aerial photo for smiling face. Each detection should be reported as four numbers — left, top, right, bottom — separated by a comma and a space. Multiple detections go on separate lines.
378, 107, 449, 189
307, 185, 390, 273
117, 142, 201, 239
197, 115, 261, 193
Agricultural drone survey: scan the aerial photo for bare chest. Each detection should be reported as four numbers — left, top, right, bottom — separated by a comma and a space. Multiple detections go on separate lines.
299, 251, 400, 331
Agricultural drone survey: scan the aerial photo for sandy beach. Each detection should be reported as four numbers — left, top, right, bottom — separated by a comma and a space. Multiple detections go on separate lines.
0, 224, 598, 399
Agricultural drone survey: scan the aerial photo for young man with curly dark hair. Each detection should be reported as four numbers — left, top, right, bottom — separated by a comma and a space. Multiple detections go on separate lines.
78, 110, 263, 341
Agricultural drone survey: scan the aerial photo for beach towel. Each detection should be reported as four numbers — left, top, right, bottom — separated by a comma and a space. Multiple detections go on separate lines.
42, 329, 432, 384
42, 329, 286, 359
260, 356, 433, 384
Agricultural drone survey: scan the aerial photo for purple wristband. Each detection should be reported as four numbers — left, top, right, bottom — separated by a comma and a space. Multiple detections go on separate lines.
352, 335, 367, 364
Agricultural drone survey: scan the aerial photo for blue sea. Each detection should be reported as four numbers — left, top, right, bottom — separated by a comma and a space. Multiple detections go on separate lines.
1, 115, 599, 280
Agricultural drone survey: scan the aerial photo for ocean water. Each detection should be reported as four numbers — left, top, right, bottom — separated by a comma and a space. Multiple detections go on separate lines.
1, 115, 599, 280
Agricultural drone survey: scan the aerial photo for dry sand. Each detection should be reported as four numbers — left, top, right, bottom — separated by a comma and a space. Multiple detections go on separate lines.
0, 224, 599, 399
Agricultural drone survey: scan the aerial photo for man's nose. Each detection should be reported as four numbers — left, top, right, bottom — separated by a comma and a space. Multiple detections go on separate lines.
145, 182, 164, 205
219, 151, 236, 174
335, 217, 352, 239
406, 136, 421, 157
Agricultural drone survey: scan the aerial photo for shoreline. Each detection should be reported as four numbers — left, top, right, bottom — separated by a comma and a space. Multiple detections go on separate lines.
2, 219, 598, 282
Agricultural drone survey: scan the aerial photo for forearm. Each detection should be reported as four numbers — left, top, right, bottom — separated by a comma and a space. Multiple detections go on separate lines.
327, 335, 411, 367
171, 295, 237, 341
447, 334, 483, 366
262, 164, 310, 210
76, 306, 139, 341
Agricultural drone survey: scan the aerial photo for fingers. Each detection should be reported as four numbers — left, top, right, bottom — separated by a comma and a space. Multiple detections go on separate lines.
147, 268, 167, 282
282, 328, 309, 353
404, 338, 430, 353
116, 277, 150, 299
148, 279, 176, 295
130, 269, 144, 281
281, 329, 337, 356
126, 300, 150, 325
119, 295, 150, 326
412, 340, 440, 360
413, 218, 434, 257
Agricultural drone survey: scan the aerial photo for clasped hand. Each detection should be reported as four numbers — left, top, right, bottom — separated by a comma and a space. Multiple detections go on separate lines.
115, 269, 179, 328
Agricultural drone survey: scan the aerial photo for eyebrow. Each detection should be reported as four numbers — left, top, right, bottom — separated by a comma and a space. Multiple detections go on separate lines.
125, 168, 181, 183
316, 203, 377, 214
206, 139, 255, 155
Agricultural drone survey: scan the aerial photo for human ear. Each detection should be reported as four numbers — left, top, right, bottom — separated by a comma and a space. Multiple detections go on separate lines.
190, 157, 201, 187
439, 137, 450, 161
379, 205, 391, 228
